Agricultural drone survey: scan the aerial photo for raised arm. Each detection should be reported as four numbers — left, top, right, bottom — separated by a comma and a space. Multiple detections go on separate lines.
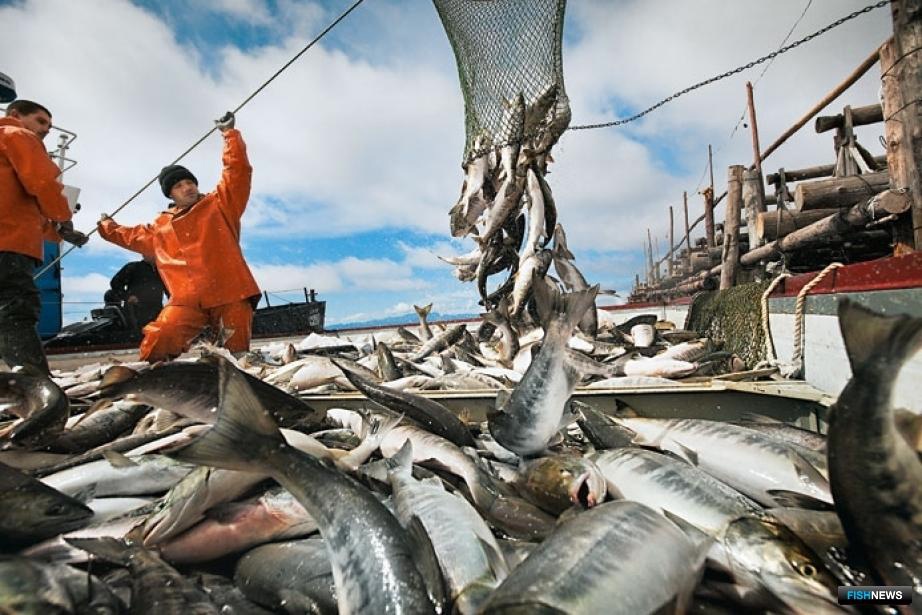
214, 120, 252, 222
98, 217, 155, 258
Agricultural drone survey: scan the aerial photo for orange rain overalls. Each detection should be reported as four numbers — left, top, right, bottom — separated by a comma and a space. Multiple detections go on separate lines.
98, 129, 260, 361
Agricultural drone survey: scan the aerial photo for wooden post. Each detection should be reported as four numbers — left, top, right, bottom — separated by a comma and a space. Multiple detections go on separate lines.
746, 82, 763, 175
668, 206, 675, 278
654, 236, 661, 282
704, 145, 716, 248
721, 166, 744, 290
889, 0, 922, 248
683, 191, 691, 270
880, 38, 914, 254
743, 168, 768, 248
646, 228, 654, 285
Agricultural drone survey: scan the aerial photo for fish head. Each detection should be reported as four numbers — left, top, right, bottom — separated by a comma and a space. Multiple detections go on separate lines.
522, 456, 607, 512
723, 516, 840, 614
0, 370, 56, 419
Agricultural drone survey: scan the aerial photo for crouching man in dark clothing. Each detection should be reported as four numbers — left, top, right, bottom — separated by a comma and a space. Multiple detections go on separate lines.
104, 257, 167, 331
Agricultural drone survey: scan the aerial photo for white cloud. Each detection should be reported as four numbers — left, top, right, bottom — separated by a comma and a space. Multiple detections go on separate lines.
3, 0, 893, 321
62, 272, 111, 295
202, 0, 274, 25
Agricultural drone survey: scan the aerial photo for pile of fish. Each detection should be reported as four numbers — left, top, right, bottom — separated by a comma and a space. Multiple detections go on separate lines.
1, 292, 921, 614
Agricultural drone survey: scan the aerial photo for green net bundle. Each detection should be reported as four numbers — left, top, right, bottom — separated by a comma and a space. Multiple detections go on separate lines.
685, 281, 771, 368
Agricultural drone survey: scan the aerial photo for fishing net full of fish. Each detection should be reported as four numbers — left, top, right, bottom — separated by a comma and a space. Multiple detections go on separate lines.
434, 0, 574, 313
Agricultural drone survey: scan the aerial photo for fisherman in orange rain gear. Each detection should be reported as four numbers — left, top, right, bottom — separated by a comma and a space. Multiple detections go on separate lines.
0, 99, 89, 373
97, 111, 261, 362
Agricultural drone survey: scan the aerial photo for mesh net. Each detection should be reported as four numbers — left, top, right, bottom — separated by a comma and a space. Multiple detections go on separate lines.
684, 281, 771, 369
433, 0, 570, 162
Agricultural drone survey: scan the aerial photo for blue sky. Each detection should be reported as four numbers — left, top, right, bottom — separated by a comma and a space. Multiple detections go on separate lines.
0, 0, 891, 326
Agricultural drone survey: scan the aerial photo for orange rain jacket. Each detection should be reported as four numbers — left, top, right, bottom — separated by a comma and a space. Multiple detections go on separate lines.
0, 116, 70, 261
98, 129, 259, 308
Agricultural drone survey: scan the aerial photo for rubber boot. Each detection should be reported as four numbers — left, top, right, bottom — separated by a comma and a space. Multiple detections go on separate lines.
0, 326, 50, 374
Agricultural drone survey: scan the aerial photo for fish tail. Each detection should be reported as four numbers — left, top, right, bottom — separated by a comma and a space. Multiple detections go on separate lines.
414, 303, 433, 319
165, 359, 284, 473
96, 365, 138, 393
65, 536, 132, 565
838, 299, 922, 375
383, 440, 414, 478
534, 278, 599, 335
553, 223, 575, 260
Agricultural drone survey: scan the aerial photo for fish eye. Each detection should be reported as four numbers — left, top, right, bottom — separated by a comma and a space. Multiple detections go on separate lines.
797, 563, 818, 577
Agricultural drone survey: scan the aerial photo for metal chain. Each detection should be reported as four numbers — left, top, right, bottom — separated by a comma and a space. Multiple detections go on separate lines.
568, 1, 889, 131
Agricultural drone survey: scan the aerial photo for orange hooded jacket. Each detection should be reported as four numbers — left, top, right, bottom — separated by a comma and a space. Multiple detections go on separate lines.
98, 129, 259, 309
0, 116, 70, 261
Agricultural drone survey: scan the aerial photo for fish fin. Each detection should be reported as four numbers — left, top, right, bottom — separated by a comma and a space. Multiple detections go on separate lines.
414, 303, 433, 318
671, 442, 699, 466
895, 408, 922, 452
97, 365, 138, 392
838, 299, 922, 374
662, 510, 711, 549
64, 536, 131, 565
103, 450, 138, 468
70, 485, 97, 504
165, 358, 284, 473
766, 489, 833, 511
405, 515, 448, 613
533, 279, 600, 335
71, 399, 112, 427
384, 440, 414, 476
495, 389, 512, 409
739, 412, 782, 424
478, 536, 510, 578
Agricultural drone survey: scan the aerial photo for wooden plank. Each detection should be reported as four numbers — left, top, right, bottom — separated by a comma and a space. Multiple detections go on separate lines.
814, 103, 884, 133
766, 156, 888, 184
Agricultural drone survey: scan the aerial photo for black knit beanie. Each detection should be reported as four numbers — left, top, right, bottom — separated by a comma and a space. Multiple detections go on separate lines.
158, 165, 198, 198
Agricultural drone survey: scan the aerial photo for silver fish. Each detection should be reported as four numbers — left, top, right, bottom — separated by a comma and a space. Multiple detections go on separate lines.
828, 300, 922, 599
481, 500, 707, 613
615, 417, 832, 509
490, 282, 599, 456
386, 441, 508, 614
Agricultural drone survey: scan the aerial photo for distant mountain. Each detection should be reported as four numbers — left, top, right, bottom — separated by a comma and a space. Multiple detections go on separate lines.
326, 311, 480, 331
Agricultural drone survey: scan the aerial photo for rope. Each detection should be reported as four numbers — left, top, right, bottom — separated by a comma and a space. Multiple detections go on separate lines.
759, 271, 792, 365
757, 262, 843, 378
787, 262, 844, 378
33, 0, 367, 281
